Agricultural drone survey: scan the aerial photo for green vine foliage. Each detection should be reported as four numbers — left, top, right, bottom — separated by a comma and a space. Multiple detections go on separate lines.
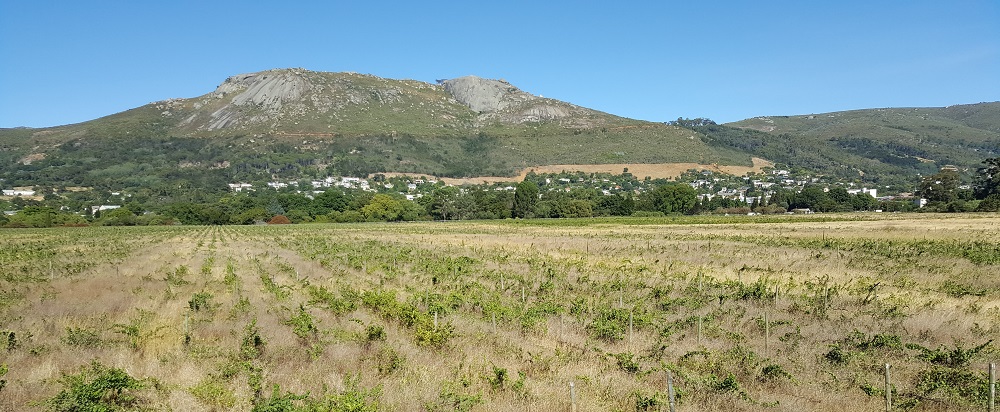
45, 360, 145, 411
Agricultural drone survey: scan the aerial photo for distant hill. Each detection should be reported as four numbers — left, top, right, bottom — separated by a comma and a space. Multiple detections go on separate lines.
0, 69, 748, 193
699, 102, 1000, 188
1, 69, 997, 195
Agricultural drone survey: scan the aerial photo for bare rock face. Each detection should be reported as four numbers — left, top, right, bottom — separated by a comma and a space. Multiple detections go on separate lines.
442, 76, 536, 113
226, 71, 307, 109
442, 75, 588, 125
205, 70, 311, 130
179, 69, 599, 133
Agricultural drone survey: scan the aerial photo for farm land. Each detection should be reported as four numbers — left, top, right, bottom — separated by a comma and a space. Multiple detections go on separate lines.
1, 214, 998, 411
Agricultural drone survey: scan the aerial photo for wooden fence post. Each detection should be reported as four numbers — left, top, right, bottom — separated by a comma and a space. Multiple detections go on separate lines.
667, 371, 676, 412
569, 381, 577, 412
884, 363, 891, 412
989, 362, 996, 412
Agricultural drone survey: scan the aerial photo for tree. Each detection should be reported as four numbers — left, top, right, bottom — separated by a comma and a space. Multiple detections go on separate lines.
918, 169, 960, 202
650, 183, 697, 215
974, 157, 1000, 199
232, 207, 269, 225
512, 181, 539, 218
791, 185, 830, 210
100, 208, 138, 226
362, 194, 403, 221
311, 190, 349, 215
595, 193, 635, 216
8, 206, 56, 228
427, 186, 460, 220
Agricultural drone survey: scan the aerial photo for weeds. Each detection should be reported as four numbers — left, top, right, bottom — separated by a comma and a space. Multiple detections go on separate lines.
62, 327, 102, 348
45, 360, 145, 411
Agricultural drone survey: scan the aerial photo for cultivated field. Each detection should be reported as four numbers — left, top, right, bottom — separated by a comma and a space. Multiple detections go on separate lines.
1, 214, 998, 411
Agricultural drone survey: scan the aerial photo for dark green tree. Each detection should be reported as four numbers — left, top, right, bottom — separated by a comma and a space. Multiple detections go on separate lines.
973, 157, 1000, 199
650, 183, 697, 215
791, 185, 831, 211
512, 180, 539, 218
311, 190, 350, 215
100, 208, 139, 226
427, 186, 460, 220
918, 169, 961, 202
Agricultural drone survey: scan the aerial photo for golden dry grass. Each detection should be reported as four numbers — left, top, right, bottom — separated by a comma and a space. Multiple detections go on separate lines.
376, 157, 773, 185
0, 214, 998, 411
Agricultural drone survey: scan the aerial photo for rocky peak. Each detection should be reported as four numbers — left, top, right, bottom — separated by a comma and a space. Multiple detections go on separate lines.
213, 69, 310, 112
441, 76, 537, 113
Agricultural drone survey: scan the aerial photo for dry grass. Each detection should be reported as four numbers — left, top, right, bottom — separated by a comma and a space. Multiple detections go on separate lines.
1, 215, 998, 411
377, 157, 773, 185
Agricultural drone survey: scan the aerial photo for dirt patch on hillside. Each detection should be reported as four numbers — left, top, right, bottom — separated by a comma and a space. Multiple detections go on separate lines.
379, 157, 773, 185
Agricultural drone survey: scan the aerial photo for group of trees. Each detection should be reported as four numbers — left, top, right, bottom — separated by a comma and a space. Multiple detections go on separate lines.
916, 157, 1000, 212
3, 157, 998, 228
765, 186, 880, 213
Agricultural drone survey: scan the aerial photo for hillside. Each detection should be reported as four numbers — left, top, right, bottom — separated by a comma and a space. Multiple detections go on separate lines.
3, 70, 998, 194
715, 102, 1000, 187
0, 69, 749, 192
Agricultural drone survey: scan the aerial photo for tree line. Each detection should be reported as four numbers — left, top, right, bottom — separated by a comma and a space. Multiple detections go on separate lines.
3, 157, 998, 228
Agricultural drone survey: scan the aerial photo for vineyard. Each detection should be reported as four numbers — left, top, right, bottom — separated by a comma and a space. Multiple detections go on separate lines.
1, 214, 998, 411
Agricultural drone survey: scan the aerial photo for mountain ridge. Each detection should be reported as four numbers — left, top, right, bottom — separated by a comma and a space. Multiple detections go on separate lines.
1, 68, 997, 192
0, 69, 750, 189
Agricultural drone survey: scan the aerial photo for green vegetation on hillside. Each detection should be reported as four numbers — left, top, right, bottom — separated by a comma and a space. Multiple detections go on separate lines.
1, 70, 752, 191
710, 102, 1000, 188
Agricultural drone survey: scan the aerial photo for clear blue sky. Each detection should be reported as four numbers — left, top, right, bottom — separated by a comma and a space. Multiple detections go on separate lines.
1, 1, 998, 128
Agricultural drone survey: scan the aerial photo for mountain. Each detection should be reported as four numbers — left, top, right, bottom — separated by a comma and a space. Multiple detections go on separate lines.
689, 102, 1000, 188
0, 69, 749, 192
2, 69, 997, 195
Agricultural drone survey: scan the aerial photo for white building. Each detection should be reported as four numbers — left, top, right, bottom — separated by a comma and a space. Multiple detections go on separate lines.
91, 205, 121, 214
2, 189, 36, 196
227, 183, 253, 192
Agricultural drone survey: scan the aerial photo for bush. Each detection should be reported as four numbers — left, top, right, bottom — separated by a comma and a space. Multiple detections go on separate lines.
613, 352, 641, 374
188, 292, 213, 312
240, 320, 265, 361
824, 345, 850, 365
374, 346, 404, 376
908, 340, 992, 368
976, 194, 1000, 211
284, 306, 318, 341
45, 360, 145, 411
914, 366, 990, 405
587, 308, 630, 342
62, 327, 102, 348
365, 325, 386, 342
711, 373, 740, 392
267, 215, 292, 225
760, 364, 793, 382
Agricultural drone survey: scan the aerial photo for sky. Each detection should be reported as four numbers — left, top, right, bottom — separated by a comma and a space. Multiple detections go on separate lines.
1, 1, 998, 128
